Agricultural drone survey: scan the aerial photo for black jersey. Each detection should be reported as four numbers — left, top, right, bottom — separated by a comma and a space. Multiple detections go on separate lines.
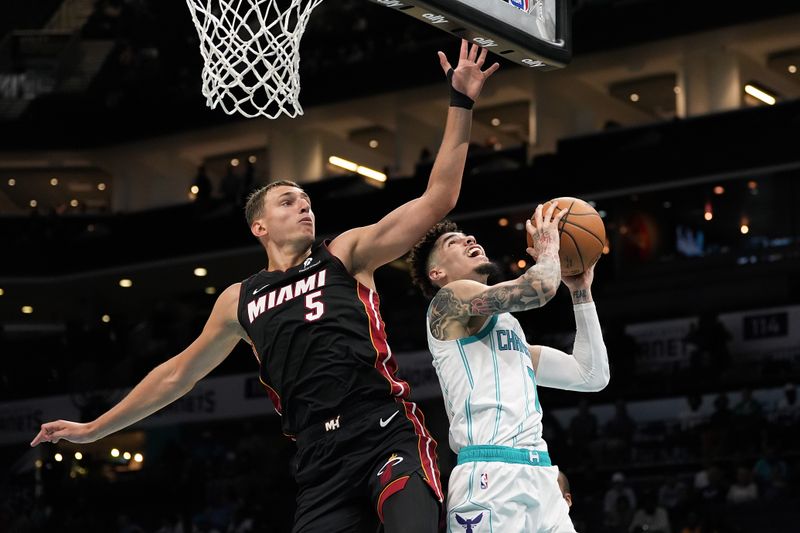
237, 241, 411, 436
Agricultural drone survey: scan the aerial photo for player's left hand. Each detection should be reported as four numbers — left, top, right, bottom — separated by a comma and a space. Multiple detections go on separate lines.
561, 263, 595, 291
438, 40, 500, 101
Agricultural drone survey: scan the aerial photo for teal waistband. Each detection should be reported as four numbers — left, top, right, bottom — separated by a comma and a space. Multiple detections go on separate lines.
457, 445, 552, 467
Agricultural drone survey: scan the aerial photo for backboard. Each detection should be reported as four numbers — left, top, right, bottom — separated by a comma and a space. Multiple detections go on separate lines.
369, 0, 572, 70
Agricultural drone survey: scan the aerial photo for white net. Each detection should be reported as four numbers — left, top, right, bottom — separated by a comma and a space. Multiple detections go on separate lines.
185, 0, 324, 119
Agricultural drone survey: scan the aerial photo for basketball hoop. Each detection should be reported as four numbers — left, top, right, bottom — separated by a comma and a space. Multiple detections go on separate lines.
185, 0, 324, 119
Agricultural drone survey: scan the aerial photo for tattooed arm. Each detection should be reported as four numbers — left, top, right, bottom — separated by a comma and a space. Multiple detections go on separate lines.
428, 203, 564, 341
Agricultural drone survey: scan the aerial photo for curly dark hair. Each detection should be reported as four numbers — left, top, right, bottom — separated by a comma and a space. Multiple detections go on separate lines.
408, 220, 461, 299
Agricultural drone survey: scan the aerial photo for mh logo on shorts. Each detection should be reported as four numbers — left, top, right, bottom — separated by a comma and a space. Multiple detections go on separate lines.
377, 453, 404, 486
455, 512, 483, 532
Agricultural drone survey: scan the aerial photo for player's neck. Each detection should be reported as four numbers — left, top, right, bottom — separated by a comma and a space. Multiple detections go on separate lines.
266, 242, 312, 272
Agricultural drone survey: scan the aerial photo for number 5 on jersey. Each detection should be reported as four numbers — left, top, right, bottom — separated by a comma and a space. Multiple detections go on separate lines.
305, 291, 325, 321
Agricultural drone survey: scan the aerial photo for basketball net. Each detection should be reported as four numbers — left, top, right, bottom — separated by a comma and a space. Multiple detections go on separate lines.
185, 0, 324, 119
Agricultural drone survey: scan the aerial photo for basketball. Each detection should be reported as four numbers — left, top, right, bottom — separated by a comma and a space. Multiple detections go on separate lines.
527, 197, 606, 276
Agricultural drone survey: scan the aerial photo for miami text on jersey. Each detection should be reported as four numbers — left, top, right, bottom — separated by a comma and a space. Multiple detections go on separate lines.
247, 269, 328, 323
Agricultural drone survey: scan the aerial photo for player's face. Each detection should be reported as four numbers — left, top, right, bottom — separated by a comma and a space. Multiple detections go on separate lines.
263, 186, 315, 245
432, 232, 490, 281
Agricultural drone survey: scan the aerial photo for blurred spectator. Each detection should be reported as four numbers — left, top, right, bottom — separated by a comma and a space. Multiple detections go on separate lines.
605, 492, 635, 533
629, 490, 671, 533
193, 165, 212, 203
726, 466, 758, 505
569, 399, 599, 463
732, 387, 764, 453
678, 393, 706, 432
694, 463, 727, 505
771, 383, 799, 449
657, 475, 688, 516
677, 510, 703, 533
677, 393, 706, 458
604, 399, 635, 463
220, 165, 242, 206
117, 513, 145, 533
753, 446, 790, 501
703, 393, 732, 457
241, 160, 257, 204
604, 472, 637, 516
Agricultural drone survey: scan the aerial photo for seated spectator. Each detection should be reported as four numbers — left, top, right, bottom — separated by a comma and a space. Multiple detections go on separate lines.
193, 165, 213, 203
726, 466, 758, 505
658, 475, 688, 516
604, 493, 635, 533
732, 387, 764, 453
694, 463, 727, 505
703, 394, 732, 457
772, 383, 799, 449
604, 472, 637, 517
604, 399, 636, 463
677, 393, 706, 457
677, 510, 703, 533
569, 399, 600, 464
629, 490, 671, 533
753, 446, 789, 501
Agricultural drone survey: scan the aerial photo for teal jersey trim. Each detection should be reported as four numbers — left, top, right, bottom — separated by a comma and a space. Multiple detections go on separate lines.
520, 354, 531, 417
456, 342, 475, 388
458, 445, 552, 467
489, 331, 502, 444
458, 315, 498, 346
527, 367, 542, 414
465, 398, 474, 445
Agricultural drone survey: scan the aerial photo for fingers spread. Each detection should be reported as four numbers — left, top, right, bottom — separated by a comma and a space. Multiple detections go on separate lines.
468, 43, 479, 62
476, 47, 488, 67
484, 62, 500, 77
545, 201, 557, 222
460, 39, 468, 60
438, 51, 452, 75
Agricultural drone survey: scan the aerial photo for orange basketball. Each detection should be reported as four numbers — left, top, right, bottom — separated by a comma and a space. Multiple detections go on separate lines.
527, 197, 606, 276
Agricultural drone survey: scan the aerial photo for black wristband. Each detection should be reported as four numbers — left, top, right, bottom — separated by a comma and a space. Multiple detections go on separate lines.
447, 68, 474, 110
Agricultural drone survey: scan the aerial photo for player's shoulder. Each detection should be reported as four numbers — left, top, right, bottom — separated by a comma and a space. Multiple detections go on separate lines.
214, 283, 243, 314
428, 279, 488, 322
439, 279, 489, 301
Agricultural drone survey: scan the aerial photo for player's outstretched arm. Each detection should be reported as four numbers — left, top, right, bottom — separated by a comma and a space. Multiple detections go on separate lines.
530, 264, 611, 392
428, 204, 564, 341
31, 284, 245, 446
332, 41, 499, 274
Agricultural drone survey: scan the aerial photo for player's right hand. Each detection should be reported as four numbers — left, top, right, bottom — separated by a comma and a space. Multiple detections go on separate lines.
526, 202, 565, 262
438, 40, 500, 101
31, 420, 96, 446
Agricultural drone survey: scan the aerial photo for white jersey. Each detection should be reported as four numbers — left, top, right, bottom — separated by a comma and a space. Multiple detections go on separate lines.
427, 311, 547, 453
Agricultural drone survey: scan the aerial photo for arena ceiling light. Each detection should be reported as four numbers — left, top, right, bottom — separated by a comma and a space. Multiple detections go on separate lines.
328, 156, 387, 183
193, 267, 208, 277
744, 83, 776, 105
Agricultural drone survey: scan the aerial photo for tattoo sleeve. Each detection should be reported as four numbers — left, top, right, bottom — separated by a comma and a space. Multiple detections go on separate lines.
428, 288, 470, 340
467, 253, 560, 316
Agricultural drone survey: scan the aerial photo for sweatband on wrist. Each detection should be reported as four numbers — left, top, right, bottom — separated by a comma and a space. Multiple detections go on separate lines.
447, 68, 474, 110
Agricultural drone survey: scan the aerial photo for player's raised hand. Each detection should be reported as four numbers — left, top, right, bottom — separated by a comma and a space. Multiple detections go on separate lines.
438, 40, 500, 102
562, 263, 595, 291
31, 419, 96, 446
526, 202, 565, 262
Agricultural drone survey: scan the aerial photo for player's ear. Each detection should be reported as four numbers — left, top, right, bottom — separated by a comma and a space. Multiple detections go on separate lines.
251, 219, 268, 238
429, 265, 445, 282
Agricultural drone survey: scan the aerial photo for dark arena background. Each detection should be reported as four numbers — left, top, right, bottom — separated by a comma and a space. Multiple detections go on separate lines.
2, 1, 800, 532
